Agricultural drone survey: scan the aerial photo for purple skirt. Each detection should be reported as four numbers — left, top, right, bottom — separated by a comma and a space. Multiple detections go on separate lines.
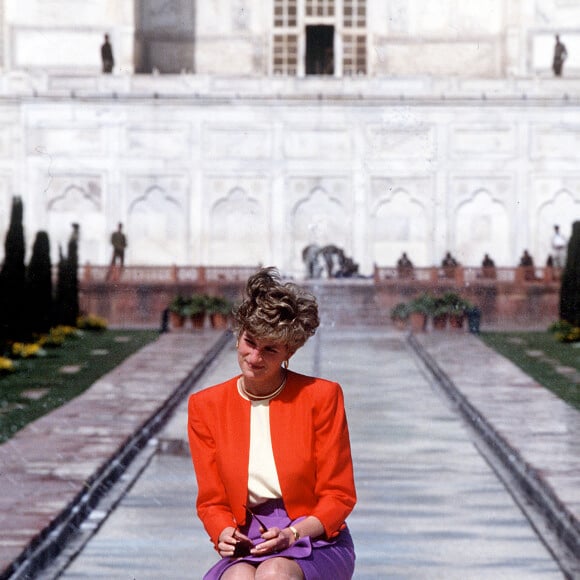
203, 499, 355, 580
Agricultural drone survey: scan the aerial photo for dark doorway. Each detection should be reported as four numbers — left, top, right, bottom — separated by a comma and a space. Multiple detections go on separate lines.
306, 25, 334, 75
134, 0, 195, 74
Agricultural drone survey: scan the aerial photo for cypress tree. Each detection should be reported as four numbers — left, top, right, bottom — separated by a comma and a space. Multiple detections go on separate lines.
559, 220, 580, 326
0, 196, 26, 343
54, 224, 80, 327
25, 231, 53, 335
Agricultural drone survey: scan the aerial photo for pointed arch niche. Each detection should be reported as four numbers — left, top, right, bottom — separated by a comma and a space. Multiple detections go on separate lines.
371, 189, 429, 267
47, 180, 103, 264
537, 189, 580, 263
128, 185, 186, 265
208, 187, 268, 266
290, 187, 348, 274
454, 190, 509, 266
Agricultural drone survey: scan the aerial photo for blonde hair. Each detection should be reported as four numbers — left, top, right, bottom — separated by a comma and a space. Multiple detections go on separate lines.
234, 267, 319, 352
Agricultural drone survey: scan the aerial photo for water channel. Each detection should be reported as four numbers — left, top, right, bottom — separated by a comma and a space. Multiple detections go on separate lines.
53, 328, 563, 579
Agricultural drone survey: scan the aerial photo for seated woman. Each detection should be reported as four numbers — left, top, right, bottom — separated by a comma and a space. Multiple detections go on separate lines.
518, 250, 536, 281
481, 253, 497, 279
188, 267, 357, 579
396, 252, 414, 279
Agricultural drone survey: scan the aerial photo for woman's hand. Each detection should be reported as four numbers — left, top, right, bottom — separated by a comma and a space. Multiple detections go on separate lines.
250, 526, 296, 555
217, 526, 253, 558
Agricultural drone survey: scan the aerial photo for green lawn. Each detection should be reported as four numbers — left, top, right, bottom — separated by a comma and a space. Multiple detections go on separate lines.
0, 329, 158, 443
2, 328, 578, 444
479, 331, 580, 411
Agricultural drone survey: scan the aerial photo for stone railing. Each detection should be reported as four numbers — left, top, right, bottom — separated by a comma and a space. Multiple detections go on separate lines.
76, 263, 563, 287
80, 264, 260, 285
3, 72, 580, 102
373, 265, 562, 285
76, 264, 561, 328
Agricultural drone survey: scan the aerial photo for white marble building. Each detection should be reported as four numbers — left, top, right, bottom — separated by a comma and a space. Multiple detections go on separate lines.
0, 0, 579, 277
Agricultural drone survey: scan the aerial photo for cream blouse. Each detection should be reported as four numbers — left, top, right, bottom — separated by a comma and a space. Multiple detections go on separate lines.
237, 379, 283, 506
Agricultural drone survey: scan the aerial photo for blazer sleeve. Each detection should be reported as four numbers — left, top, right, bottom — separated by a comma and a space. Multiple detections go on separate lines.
272, 378, 356, 539
187, 392, 237, 547
311, 382, 357, 536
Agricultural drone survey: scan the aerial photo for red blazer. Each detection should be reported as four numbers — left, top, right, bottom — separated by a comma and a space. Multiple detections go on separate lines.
188, 370, 357, 547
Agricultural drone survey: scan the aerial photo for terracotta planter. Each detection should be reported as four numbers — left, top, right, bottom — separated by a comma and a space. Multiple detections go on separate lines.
210, 313, 229, 329
449, 314, 465, 329
190, 313, 206, 329
409, 312, 427, 333
170, 312, 185, 329
432, 314, 448, 330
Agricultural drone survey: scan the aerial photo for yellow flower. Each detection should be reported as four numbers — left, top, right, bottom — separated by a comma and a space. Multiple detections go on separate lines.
77, 314, 108, 331
0, 356, 15, 373
11, 342, 46, 359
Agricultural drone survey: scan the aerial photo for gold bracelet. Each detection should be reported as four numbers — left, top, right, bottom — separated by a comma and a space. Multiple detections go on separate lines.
289, 525, 300, 541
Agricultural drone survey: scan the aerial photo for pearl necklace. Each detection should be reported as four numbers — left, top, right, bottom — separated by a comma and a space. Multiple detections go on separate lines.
239, 372, 287, 401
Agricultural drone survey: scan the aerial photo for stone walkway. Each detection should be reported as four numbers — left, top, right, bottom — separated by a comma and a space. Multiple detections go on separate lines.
1, 327, 580, 579
0, 330, 230, 579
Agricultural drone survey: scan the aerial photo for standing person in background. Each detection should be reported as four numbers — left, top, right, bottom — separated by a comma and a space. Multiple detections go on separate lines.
188, 267, 357, 579
552, 35, 568, 76
68, 223, 79, 262
101, 34, 114, 73
106, 222, 127, 281
551, 224, 567, 269
110, 222, 127, 268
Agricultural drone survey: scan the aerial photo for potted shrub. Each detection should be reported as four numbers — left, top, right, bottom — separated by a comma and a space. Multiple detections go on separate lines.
442, 292, 470, 330
431, 296, 450, 330
186, 293, 209, 329
168, 295, 189, 328
390, 302, 410, 330
206, 295, 233, 329
408, 293, 434, 333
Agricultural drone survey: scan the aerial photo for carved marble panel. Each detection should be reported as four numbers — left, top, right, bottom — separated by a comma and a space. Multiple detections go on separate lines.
125, 125, 190, 158
204, 175, 269, 207
533, 176, 580, 261
203, 175, 270, 266
369, 176, 433, 266
45, 173, 105, 264
209, 188, 268, 266
46, 174, 103, 212
203, 126, 272, 160
449, 177, 512, 266
365, 125, 436, 160
530, 125, 580, 160
286, 176, 351, 216
126, 174, 189, 265
27, 126, 106, 156
449, 125, 516, 158
283, 129, 350, 160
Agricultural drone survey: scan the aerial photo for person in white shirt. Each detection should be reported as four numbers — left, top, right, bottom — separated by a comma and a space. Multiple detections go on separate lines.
551, 225, 567, 269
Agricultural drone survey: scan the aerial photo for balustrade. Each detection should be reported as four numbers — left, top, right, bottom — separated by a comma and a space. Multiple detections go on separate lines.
373, 265, 561, 287
75, 263, 561, 328
78, 264, 259, 284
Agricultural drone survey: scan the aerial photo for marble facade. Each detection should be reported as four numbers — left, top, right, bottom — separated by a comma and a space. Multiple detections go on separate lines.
0, 1, 579, 278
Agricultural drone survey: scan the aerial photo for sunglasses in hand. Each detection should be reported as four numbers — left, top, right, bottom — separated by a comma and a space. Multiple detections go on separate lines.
233, 505, 270, 558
